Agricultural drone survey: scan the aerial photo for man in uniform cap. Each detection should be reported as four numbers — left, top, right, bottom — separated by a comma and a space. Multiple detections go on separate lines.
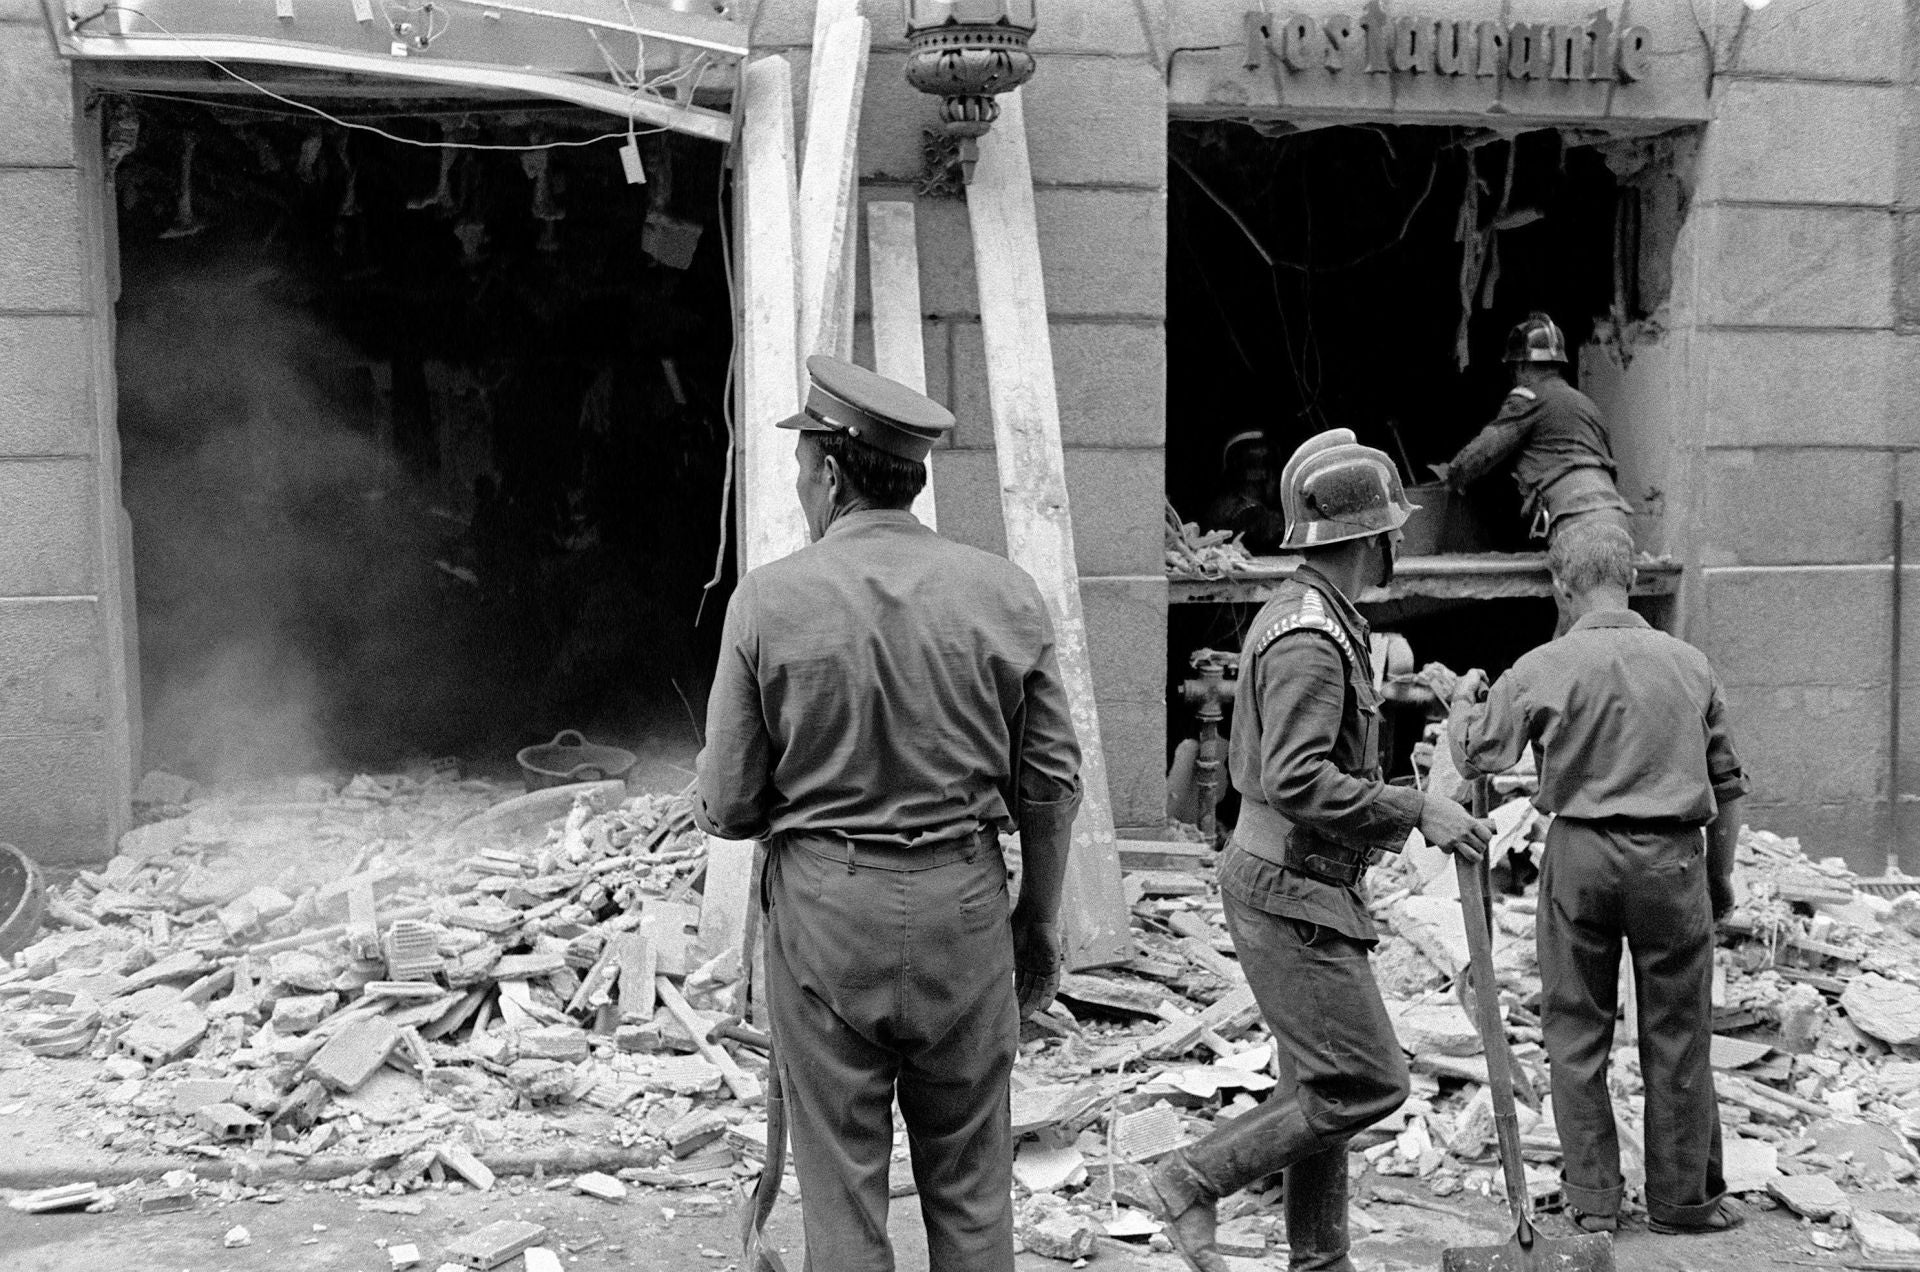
695, 355, 1083, 1272
1141, 429, 1492, 1272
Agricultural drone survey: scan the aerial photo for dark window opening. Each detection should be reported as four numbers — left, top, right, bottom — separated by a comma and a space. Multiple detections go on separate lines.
1165, 119, 1693, 795
110, 96, 735, 783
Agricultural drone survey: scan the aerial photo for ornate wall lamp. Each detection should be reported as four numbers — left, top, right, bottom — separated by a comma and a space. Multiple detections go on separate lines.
903, 0, 1037, 183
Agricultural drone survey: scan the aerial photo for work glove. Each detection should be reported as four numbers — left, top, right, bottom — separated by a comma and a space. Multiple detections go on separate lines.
1011, 916, 1064, 1019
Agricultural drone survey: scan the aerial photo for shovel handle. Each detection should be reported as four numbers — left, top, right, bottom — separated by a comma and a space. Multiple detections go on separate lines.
1456, 822, 1536, 1243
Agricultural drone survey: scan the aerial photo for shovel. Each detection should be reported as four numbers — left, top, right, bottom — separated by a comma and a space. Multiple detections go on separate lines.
1442, 782, 1614, 1272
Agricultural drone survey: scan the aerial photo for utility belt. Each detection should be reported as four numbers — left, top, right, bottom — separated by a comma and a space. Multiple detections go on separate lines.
1556, 814, 1706, 841
1234, 798, 1379, 887
1524, 465, 1631, 540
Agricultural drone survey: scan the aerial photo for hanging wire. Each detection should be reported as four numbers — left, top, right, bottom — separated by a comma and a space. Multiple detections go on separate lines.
80, 6, 683, 153
699, 128, 740, 611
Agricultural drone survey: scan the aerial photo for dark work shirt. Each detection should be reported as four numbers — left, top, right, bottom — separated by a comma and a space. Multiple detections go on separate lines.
1450, 377, 1621, 517
694, 509, 1082, 846
1227, 566, 1426, 938
1450, 609, 1751, 822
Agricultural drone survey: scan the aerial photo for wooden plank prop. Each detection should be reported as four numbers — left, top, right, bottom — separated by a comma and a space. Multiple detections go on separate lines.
865, 200, 937, 528
797, 11, 870, 361
808, 0, 863, 363
738, 55, 807, 571
967, 91, 1133, 970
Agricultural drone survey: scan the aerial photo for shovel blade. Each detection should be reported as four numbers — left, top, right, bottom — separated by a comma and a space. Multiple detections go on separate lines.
1441, 1231, 1615, 1272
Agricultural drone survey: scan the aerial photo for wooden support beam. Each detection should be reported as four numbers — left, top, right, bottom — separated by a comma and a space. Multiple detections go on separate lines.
809, 0, 862, 363
967, 90, 1133, 971
865, 200, 936, 529
739, 55, 808, 571
796, 13, 871, 361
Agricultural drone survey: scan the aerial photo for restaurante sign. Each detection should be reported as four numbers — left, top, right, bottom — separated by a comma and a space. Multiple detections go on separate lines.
1245, 4, 1653, 83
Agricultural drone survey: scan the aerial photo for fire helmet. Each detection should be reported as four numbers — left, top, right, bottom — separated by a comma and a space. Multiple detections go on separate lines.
1278, 429, 1418, 550
1504, 312, 1568, 364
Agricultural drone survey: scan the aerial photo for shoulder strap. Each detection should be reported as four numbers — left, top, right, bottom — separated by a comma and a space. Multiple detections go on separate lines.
1507, 385, 1538, 402
1250, 586, 1357, 667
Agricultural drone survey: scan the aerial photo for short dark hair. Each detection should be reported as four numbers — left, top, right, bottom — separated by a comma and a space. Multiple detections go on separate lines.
811, 432, 928, 509
1547, 522, 1635, 594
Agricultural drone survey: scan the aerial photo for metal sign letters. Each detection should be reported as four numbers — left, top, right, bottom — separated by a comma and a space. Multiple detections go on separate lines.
1246, 4, 1653, 83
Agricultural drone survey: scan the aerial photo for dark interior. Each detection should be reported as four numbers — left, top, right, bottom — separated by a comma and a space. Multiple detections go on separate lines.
1166, 121, 1662, 784
110, 96, 735, 782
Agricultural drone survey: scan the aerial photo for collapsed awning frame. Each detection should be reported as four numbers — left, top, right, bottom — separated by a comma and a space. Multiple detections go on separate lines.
42, 0, 742, 143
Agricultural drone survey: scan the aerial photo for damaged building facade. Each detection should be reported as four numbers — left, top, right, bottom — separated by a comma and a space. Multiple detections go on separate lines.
0, 0, 1913, 865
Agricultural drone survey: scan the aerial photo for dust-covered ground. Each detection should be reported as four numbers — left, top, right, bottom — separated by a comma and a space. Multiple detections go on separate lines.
2, 1161, 1820, 1272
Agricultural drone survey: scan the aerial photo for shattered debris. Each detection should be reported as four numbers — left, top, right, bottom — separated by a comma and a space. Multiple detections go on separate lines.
0, 771, 775, 1211
12, 764, 1920, 1263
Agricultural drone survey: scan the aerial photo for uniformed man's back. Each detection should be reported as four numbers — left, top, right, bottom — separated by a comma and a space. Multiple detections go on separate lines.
721, 509, 1075, 845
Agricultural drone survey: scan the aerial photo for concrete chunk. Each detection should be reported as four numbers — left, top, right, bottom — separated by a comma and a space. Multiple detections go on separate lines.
571, 1171, 627, 1201
1842, 973, 1920, 1046
1386, 1001, 1482, 1057
1855, 1209, 1920, 1260
1770, 1172, 1850, 1219
444, 1219, 546, 1269
306, 1016, 399, 1093
193, 1102, 262, 1141
270, 993, 338, 1035
433, 1144, 494, 1191
118, 1001, 209, 1067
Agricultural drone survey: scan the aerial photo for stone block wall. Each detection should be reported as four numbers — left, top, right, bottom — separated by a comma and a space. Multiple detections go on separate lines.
0, 17, 134, 863
755, 0, 1171, 832
1675, 0, 1920, 867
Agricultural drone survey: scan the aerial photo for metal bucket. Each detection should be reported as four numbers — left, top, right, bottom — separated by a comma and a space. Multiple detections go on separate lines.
0, 842, 45, 959
1402, 482, 1491, 556
515, 729, 637, 793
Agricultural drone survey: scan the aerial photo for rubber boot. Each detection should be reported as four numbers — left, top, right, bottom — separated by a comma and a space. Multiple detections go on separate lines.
1144, 1101, 1328, 1272
1282, 1145, 1354, 1272
1142, 1152, 1226, 1272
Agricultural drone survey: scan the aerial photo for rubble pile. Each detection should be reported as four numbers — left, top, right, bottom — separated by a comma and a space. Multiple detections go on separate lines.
987, 823, 1920, 1262
12, 766, 1920, 1264
0, 769, 781, 1201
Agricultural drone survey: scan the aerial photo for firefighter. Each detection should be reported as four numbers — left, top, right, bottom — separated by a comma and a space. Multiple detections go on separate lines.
694, 356, 1082, 1272
1442, 521, 1750, 1237
1205, 429, 1288, 553
1141, 429, 1493, 1272
1442, 312, 1633, 633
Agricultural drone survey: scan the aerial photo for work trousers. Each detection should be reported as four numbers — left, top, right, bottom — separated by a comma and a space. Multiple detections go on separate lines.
1180, 846, 1411, 1272
1537, 817, 1727, 1226
764, 832, 1019, 1272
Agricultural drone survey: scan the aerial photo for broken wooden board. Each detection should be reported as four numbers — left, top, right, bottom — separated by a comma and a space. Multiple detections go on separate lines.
968, 88, 1131, 972
1093, 985, 1262, 1070
739, 54, 806, 571
656, 975, 762, 1104
865, 199, 936, 529
1117, 840, 1213, 872
1057, 973, 1167, 1018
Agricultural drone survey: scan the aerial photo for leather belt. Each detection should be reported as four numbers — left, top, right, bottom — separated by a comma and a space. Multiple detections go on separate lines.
777, 827, 997, 873
1235, 799, 1374, 887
